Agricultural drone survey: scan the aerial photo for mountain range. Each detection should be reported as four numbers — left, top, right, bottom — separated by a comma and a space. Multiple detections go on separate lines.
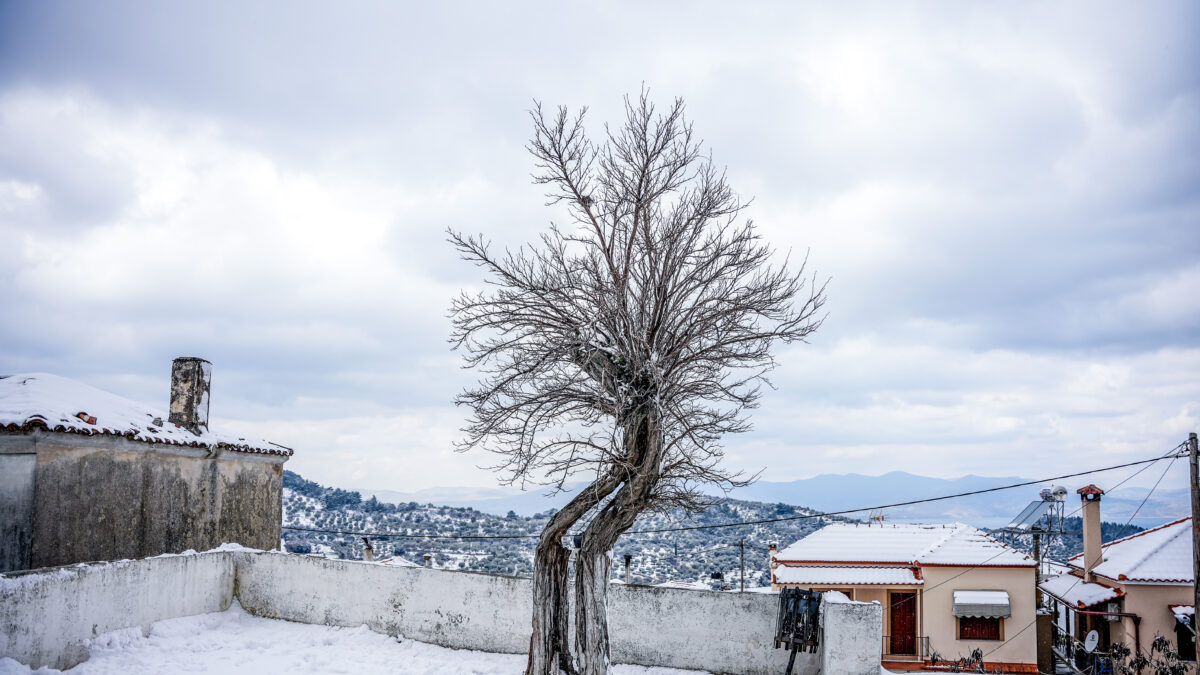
358, 471, 1189, 529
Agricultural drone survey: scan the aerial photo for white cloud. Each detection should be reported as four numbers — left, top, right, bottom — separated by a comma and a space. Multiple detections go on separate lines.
0, 2, 1196, 497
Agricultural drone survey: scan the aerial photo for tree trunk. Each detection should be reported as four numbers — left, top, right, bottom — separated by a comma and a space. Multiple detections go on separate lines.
527, 473, 623, 675
528, 539, 573, 675
572, 412, 663, 675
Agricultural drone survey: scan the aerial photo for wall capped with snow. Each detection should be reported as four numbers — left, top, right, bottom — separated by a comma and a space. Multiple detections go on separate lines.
2, 548, 882, 675
234, 551, 810, 675
0, 551, 234, 670
818, 591, 882, 675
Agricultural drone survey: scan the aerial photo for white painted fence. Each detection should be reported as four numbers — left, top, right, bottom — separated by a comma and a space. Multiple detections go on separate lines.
2, 549, 882, 674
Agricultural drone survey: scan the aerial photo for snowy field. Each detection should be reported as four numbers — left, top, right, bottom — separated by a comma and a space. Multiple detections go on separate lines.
0, 602, 709, 675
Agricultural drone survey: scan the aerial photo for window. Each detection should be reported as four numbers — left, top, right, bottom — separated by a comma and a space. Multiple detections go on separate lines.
958, 616, 1001, 641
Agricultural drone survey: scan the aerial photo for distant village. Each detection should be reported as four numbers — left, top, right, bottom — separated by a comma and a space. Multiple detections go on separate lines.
1, 360, 1196, 674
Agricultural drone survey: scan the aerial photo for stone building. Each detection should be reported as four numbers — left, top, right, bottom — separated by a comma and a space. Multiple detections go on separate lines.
0, 358, 292, 572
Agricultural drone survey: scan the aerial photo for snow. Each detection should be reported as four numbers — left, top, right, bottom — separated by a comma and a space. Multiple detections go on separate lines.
0, 373, 286, 456
1065, 517, 1193, 583
1038, 573, 1121, 608
773, 565, 920, 586
0, 602, 710, 675
653, 579, 713, 591
775, 522, 1033, 567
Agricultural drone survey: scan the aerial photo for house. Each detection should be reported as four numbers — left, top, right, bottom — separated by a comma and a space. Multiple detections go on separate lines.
1038, 485, 1196, 668
0, 358, 292, 572
771, 521, 1038, 672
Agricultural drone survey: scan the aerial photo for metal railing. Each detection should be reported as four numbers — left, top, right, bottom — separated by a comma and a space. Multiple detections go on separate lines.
1051, 622, 1115, 674
881, 635, 931, 659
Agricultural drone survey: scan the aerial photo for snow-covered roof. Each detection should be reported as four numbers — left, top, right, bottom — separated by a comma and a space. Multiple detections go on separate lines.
1171, 605, 1195, 620
773, 565, 921, 586
1066, 517, 1193, 584
1038, 573, 1123, 608
775, 523, 1034, 568
0, 373, 290, 457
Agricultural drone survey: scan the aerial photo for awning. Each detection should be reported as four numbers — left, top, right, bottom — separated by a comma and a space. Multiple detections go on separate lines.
953, 590, 1011, 618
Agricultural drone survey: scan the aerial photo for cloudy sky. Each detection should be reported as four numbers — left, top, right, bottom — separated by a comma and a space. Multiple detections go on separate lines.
1, 2, 1197, 496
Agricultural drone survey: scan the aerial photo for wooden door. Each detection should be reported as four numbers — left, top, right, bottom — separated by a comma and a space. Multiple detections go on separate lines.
889, 592, 917, 656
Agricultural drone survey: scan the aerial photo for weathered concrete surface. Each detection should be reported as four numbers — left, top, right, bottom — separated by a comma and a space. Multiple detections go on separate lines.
23, 432, 283, 569
168, 357, 211, 434
233, 552, 534, 654
0, 445, 36, 573
234, 551, 813, 674
820, 591, 882, 675
2, 549, 879, 674
0, 551, 233, 670
607, 583, 799, 674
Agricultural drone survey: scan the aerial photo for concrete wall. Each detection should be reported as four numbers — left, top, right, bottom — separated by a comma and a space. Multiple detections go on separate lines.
1, 430, 285, 570
0, 448, 36, 572
820, 592, 884, 675
1112, 581, 1194, 656
2, 549, 883, 675
0, 551, 234, 670
233, 551, 805, 674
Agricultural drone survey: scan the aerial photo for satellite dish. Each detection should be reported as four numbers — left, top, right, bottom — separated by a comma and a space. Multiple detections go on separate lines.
1052, 485, 1068, 502
1084, 630, 1099, 653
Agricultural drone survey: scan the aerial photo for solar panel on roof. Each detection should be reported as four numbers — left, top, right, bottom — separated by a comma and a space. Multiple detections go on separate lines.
1006, 500, 1052, 530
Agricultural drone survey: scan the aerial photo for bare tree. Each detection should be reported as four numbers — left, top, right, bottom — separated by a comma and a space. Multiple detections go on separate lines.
450, 91, 826, 675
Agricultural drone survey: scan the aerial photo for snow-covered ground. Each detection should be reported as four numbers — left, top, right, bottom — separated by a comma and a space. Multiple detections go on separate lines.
0, 602, 709, 675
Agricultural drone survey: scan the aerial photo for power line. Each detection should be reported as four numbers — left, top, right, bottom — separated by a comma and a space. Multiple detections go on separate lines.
621, 448, 1187, 535
282, 445, 1186, 541
980, 451, 1180, 661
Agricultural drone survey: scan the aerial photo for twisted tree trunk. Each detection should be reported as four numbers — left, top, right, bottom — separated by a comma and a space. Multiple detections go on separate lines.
527, 474, 622, 675
573, 413, 663, 675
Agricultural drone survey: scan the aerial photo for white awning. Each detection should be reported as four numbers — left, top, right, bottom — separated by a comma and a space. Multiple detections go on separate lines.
953, 590, 1011, 618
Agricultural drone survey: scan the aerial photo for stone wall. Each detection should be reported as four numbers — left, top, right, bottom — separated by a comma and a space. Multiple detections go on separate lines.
0, 431, 284, 570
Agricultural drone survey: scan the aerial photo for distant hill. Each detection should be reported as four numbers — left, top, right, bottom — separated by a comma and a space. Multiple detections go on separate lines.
285, 470, 844, 587
358, 471, 1189, 529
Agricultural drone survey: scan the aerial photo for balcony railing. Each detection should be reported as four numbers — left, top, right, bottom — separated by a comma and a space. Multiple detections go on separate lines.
881, 635, 931, 660
1051, 622, 1115, 674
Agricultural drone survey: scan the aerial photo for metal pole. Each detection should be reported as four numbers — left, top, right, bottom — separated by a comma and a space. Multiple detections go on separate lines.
1033, 527, 1042, 607
1189, 432, 1198, 654
740, 539, 745, 593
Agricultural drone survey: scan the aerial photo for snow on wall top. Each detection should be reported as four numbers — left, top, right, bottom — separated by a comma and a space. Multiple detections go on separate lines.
775, 522, 1034, 567
0, 373, 291, 457
1066, 517, 1193, 584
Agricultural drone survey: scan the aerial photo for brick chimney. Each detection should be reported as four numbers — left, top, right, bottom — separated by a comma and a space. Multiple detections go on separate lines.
1078, 484, 1105, 581
169, 357, 211, 436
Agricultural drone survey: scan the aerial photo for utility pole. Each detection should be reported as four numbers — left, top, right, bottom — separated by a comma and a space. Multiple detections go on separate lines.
1032, 527, 1042, 607
1189, 432, 1198, 654
739, 539, 745, 593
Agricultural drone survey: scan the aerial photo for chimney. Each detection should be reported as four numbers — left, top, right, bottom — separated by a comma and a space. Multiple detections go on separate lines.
362, 538, 374, 563
1078, 484, 1105, 581
623, 553, 632, 584
423, 553, 433, 568
169, 357, 211, 436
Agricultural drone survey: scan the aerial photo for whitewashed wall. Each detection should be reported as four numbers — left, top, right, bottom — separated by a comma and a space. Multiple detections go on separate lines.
233, 551, 808, 675
1, 549, 881, 675
0, 551, 234, 670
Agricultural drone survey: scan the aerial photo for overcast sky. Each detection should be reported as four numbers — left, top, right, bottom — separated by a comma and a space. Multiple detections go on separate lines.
1, 2, 1197, 496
